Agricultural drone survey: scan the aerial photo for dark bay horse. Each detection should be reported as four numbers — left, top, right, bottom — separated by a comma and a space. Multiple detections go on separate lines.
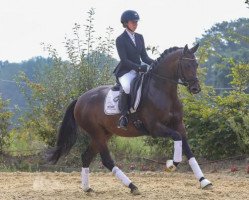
47, 44, 212, 195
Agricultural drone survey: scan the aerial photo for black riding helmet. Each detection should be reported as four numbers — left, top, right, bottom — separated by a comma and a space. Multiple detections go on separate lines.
121, 10, 140, 24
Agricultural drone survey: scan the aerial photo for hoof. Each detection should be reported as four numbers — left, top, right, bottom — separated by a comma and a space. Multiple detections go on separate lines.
200, 179, 213, 190
165, 160, 176, 172
131, 188, 141, 195
202, 183, 213, 190
83, 188, 94, 193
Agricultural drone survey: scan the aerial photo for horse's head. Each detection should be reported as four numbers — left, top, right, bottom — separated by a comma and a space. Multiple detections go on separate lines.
149, 44, 201, 94
178, 44, 201, 94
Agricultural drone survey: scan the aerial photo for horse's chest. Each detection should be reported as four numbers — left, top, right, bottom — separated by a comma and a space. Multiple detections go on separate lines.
160, 109, 175, 122
156, 101, 182, 123
168, 110, 181, 121
146, 88, 182, 123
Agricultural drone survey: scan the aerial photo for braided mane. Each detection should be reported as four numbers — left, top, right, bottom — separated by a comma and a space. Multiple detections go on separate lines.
150, 47, 181, 70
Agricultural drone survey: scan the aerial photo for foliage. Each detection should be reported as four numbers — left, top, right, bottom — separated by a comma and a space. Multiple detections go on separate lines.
0, 57, 53, 110
229, 62, 249, 92
182, 60, 249, 159
183, 90, 249, 160
110, 136, 159, 158
196, 18, 249, 92
7, 128, 44, 156
0, 96, 13, 151
17, 8, 117, 146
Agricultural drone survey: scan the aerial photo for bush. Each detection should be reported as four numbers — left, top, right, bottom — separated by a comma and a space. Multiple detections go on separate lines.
0, 96, 13, 151
182, 62, 249, 159
17, 9, 116, 146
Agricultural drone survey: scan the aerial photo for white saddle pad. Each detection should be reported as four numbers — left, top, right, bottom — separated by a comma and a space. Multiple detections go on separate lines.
104, 77, 144, 115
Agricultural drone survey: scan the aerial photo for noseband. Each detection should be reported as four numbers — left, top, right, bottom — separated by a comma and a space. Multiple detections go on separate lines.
148, 53, 199, 87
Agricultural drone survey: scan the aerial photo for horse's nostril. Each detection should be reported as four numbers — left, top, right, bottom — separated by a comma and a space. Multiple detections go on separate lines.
191, 87, 200, 94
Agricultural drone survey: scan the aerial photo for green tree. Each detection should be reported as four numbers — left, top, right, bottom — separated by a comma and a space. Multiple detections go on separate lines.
0, 57, 53, 110
0, 96, 13, 152
196, 18, 249, 92
18, 9, 117, 146
229, 62, 249, 92
182, 62, 249, 159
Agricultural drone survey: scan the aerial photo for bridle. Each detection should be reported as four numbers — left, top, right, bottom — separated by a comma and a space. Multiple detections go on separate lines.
177, 57, 199, 86
147, 52, 199, 87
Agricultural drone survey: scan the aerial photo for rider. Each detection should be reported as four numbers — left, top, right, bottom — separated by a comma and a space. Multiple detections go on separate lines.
114, 10, 154, 130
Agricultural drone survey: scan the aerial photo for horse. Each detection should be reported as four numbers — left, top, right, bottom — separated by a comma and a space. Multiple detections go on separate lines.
46, 44, 212, 195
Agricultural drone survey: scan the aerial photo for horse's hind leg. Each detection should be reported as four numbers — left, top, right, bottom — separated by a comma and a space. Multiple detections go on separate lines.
98, 141, 141, 195
81, 142, 98, 192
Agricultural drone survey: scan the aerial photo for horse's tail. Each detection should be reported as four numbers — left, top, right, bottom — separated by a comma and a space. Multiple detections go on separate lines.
46, 99, 78, 164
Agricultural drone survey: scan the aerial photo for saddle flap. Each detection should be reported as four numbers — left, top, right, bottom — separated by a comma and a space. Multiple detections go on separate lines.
104, 75, 144, 115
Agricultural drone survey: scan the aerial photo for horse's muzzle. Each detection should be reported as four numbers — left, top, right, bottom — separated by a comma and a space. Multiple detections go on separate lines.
190, 86, 201, 94
189, 81, 201, 94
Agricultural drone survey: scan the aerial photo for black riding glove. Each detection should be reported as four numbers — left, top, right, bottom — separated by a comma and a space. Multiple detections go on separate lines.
138, 65, 148, 73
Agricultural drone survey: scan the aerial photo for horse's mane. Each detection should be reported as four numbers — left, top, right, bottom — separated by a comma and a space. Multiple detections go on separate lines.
150, 47, 182, 70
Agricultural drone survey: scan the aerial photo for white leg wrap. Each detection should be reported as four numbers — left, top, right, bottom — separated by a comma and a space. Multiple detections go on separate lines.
112, 166, 132, 187
166, 160, 177, 172
189, 157, 204, 180
81, 167, 90, 191
173, 141, 182, 163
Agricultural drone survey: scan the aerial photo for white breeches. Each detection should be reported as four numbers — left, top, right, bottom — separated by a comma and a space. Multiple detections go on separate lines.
118, 70, 137, 94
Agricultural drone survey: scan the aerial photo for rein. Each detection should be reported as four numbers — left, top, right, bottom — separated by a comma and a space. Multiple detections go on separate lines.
147, 56, 198, 87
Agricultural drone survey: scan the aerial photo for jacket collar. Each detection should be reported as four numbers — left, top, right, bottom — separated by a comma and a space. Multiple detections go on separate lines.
123, 31, 137, 49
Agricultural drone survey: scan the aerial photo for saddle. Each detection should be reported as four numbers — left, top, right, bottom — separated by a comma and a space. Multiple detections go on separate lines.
104, 74, 144, 115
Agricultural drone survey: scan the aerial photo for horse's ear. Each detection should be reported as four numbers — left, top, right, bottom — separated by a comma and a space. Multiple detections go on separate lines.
183, 44, 189, 54
190, 43, 199, 54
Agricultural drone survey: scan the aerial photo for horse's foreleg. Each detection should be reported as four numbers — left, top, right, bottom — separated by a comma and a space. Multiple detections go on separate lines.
182, 137, 212, 189
98, 142, 140, 195
152, 123, 183, 171
81, 142, 98, 192
165, 139, 183, 172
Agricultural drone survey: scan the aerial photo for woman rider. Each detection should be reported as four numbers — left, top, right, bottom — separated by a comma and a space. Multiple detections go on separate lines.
113, 10, 154, 130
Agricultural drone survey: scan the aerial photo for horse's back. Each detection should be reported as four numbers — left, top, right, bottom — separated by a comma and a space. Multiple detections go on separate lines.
76, 85, 111, 110
74, 85, 111, 127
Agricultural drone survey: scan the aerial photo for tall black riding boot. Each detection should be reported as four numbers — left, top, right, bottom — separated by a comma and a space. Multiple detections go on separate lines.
117, 91, 129, 130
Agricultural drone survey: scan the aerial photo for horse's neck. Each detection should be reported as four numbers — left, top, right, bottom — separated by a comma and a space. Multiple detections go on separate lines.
143, 71, 179, 105
142, 55, 180, 107
158, 56, 179, 80
151, 77, 178, 98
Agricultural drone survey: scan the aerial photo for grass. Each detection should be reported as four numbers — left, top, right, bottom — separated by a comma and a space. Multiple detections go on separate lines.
109, 136, 167, 159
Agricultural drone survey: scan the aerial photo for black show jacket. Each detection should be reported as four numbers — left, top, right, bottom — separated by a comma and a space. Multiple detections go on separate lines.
114, 31, 153, 77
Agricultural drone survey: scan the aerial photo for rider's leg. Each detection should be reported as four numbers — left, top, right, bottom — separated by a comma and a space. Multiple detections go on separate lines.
117, 70, 137, 130
117, 90, 129, 129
